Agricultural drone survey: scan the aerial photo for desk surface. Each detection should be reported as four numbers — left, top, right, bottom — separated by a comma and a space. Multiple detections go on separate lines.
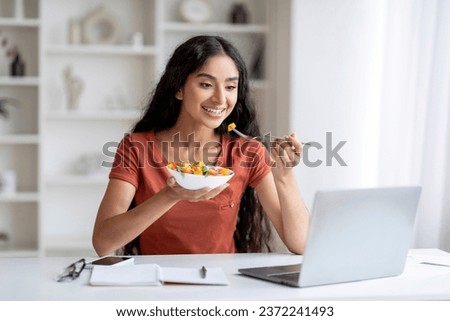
1, 249, 450, 300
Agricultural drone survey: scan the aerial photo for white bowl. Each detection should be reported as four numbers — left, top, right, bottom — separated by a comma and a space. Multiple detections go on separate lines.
166, 166, 234, 190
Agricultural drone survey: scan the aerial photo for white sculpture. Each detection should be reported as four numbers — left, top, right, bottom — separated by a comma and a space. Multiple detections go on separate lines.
63, 66, 84, 111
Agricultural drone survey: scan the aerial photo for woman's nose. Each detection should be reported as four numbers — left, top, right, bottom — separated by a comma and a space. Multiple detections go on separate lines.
211, 88, 226, 105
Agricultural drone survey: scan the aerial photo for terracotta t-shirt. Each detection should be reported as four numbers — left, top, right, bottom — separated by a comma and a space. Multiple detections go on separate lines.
109, 131, 271, 254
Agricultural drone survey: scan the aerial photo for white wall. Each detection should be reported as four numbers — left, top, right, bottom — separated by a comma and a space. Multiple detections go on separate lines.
289, 0, 450, 251
290, 0, 388, 206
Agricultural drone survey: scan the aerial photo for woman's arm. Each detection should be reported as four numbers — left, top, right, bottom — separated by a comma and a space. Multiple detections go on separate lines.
93, 179, 177, 256
92, 177, 229, 256
254, 133, 309, 254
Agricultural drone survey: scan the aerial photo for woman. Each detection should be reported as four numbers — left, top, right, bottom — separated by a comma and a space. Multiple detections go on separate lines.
92, 35, 309, 256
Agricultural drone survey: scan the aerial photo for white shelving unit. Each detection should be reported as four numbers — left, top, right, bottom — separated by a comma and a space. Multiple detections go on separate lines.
45, 44, 157, 56
40, 0, 157, 257
0, 134, 39, 144
0, 0, 40, 257
45, 110, 141, 121
162, 22, 268, 33
0, 76, 39, 86
0, 0, 289, 257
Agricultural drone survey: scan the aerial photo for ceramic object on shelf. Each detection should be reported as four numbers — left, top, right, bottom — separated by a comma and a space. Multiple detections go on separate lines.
0, 231, 10, 249
0, 170, 17, 194
179, 0, 213, 23
229, 3, 249, 24
68, 19, 82, 44
0, 97, 19, 120
0, 97, 19, 134
131, 32, 144, 49
63, 66, 84, 111
10, 52, 25, 76
81, 6, 119, 44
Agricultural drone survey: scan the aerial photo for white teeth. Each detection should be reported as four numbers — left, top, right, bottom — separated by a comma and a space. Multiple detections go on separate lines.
202, 107, 224, 116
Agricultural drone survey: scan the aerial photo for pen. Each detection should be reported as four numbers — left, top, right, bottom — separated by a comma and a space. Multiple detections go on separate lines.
420, 262, 450, 268
200, 266, 207, 278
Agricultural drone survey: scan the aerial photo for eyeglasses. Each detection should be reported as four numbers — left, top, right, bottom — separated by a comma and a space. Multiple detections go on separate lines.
57, 258, 86, 282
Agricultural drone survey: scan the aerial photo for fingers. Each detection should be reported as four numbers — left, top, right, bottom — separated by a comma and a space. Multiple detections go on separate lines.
185, 183, 229, 202
195, 183, 229, 201
270, 133, 302, 168
286, 133, 303, 153
167, 176, 177, 188
166, 176, 229, 201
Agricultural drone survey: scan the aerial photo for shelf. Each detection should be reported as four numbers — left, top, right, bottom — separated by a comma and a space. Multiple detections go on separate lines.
0, 247, 39, 257
0, 77, 40, 86
0, 192, 40, 203
45, 110, 141, 121
45, 44, 157, 56
0, 134, 39, 144
0, 18, 40, 27
43, 239, 93, 251
163, 22, 268, 34
46, 175, 108, 186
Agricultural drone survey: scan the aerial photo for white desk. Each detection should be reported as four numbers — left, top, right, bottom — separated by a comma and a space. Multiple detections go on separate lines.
1, 249, 450, 300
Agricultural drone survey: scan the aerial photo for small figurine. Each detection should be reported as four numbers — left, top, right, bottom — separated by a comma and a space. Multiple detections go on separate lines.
0, 97, 19, 119
229, 3, 249, 24
9, 47, 26, 77
63, 66, 84, 111
1, 32, 26, 77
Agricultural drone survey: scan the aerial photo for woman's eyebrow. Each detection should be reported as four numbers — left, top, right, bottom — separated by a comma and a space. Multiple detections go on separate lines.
196, 73, 239, 82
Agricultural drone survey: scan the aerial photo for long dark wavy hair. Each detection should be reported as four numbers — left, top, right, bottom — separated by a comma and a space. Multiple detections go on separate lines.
120, 35, 272, 255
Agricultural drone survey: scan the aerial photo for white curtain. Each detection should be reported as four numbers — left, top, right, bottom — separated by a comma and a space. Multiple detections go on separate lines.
409, 0, 450, 250
376, 0, 450, 250
290, 0, 450, 251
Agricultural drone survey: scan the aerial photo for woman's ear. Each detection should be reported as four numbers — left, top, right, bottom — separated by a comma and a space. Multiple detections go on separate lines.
175, 89, 183, 100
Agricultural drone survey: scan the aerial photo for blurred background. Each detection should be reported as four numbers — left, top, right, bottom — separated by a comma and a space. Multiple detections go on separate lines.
291, 0, 450, 253
0, 0, 448, 257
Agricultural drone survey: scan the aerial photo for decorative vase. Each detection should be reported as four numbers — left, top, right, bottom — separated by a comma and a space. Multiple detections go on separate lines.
229, 3, 249, 24
10, 53, 25, 76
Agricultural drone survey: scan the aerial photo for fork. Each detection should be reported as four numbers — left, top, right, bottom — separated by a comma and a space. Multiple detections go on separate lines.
227, 123, 310, 147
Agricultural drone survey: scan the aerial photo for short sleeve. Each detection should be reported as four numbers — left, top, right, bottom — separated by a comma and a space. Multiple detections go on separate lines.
245, 141, 272, 188
109, 134, 140, 189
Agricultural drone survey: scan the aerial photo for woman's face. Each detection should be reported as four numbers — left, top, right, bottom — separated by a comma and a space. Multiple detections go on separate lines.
176, 54, 239, 130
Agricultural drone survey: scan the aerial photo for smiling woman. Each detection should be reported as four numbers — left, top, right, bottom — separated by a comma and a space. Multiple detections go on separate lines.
92, 35, 310, 257
174, 56, 239, 128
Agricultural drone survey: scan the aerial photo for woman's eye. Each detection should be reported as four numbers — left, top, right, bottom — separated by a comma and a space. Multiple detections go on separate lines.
200, 83, 212, 88
226, 85, 237, 91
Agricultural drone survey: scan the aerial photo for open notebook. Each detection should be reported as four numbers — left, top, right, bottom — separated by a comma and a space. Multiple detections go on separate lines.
89, 264, 229, 286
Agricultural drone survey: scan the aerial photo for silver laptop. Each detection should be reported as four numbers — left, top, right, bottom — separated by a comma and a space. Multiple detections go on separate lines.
239, 186, 421, 287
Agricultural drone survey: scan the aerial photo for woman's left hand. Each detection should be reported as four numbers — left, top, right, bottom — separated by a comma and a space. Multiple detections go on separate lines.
270, 133, 302, 177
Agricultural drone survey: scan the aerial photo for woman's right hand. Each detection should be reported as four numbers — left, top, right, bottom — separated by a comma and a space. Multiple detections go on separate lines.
165, 176, 229, 202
